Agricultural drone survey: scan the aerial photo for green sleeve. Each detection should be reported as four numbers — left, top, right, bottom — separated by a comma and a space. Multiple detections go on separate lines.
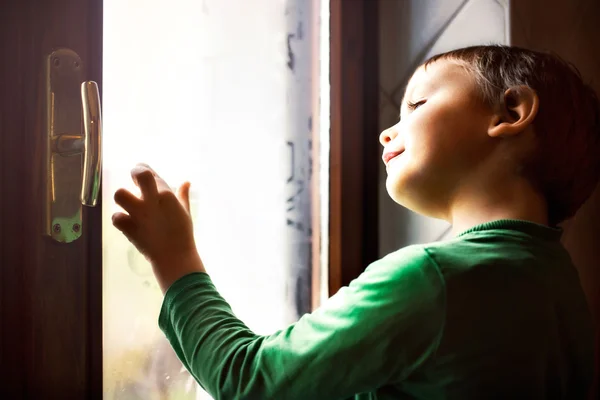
158, 246, 446, 400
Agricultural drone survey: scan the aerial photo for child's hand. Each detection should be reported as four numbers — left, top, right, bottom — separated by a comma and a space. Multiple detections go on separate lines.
112, 163, 205, 293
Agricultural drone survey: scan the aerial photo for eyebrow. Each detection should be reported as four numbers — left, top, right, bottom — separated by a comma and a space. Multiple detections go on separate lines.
399, 86, 411, 109
398, 88, 414, 119
398, 90, 410, 119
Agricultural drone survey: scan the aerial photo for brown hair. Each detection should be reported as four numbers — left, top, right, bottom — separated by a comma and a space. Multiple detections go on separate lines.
424, 45, 600, 225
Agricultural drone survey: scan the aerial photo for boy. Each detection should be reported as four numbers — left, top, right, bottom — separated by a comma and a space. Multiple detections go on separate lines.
113, 45, 599, 399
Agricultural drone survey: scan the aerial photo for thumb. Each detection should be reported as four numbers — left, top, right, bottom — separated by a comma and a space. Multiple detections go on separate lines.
177, 181, 191, 213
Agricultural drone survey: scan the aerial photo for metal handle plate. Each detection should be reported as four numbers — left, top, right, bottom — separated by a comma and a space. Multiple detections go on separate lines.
44, 48, 102, 243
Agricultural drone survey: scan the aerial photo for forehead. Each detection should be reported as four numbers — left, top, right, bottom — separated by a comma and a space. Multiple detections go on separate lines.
402, 59, 473, 101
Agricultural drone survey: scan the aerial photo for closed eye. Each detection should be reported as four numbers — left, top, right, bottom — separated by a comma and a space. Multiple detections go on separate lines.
406, 99, 426, 110
398, 99, 427, 122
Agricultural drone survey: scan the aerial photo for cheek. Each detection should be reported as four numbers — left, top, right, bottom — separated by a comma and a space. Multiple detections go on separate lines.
403, 114, 444, 164
405, 107, 476, 165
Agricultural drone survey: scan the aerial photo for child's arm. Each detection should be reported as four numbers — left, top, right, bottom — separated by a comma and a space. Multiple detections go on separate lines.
159, 248, 444, 400
113, 164, 446, 399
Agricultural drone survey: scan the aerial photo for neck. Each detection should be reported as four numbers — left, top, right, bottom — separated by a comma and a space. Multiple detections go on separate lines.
448, 175, 549, 235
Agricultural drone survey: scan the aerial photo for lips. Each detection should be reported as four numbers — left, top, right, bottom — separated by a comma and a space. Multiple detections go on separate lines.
382, 150, 404, 165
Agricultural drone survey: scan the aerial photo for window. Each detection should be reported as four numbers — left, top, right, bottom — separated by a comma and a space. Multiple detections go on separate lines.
102, 0, 327, 397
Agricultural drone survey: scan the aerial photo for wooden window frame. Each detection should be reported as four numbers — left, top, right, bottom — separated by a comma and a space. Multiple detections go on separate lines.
328, 0, 380, 295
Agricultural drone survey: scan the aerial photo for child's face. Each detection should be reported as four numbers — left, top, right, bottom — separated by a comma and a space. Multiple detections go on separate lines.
380, 60, 496, 220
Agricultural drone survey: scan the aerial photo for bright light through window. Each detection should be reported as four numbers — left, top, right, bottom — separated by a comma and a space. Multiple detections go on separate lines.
102, 0, 327, 398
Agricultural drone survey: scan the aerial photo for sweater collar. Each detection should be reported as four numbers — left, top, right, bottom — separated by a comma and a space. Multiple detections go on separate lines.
457, 219, 563, 240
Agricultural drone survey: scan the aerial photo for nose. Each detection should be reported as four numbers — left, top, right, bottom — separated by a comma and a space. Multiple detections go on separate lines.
379, 125, 399, 146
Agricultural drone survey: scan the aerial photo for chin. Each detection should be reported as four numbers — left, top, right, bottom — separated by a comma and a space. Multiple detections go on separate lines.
385, 175, 446, 220
385, 176, 412, 207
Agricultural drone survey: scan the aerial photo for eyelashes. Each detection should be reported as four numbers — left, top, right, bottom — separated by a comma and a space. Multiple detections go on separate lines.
406, 99, 426, 110
398, 99, 426, 122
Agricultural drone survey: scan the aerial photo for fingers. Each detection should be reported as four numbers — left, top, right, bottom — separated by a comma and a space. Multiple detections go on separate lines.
154, 174, 172, 194
131, 166, 159, 200
114, 188, 142, 214
112, 212, 138, 239
132, 163, 172, 196
124, 163, 190, 214
177, 182, 191, 213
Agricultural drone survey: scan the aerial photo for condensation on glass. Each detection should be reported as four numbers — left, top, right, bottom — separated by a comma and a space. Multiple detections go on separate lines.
102, 0, 320, 398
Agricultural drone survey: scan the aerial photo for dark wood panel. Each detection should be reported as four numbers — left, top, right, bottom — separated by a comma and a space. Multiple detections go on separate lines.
329, 0, 380, 294
0, 0, 102, 397
85, 0, 104, 397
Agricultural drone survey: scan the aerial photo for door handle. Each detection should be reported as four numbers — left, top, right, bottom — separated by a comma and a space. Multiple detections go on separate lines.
44, 48, 103, 243
81, 81, 102, 207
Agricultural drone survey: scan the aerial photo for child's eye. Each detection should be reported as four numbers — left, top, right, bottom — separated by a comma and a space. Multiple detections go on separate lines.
407, 99, 426, 110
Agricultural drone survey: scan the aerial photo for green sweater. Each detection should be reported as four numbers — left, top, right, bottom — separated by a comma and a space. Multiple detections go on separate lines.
159, 220, 594, 399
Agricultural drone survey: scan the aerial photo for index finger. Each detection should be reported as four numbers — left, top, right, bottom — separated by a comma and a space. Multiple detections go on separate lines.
132, 164, 172, 195
131, 165, 159, 200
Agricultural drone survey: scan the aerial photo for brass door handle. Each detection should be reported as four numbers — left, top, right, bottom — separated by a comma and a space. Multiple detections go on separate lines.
44, 49, 103, 243
81, 81, 102, 207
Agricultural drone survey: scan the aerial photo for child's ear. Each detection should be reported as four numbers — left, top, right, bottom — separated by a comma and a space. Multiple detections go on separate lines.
488, 86, 539, 138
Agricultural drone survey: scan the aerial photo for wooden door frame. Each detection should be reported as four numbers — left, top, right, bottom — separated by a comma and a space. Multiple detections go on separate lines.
87, 1, 104, 396
0, 0, 103, 397
328, 0, 380, 295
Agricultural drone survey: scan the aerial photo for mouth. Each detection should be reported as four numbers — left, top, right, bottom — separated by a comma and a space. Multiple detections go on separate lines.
382, 149, 404, 165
